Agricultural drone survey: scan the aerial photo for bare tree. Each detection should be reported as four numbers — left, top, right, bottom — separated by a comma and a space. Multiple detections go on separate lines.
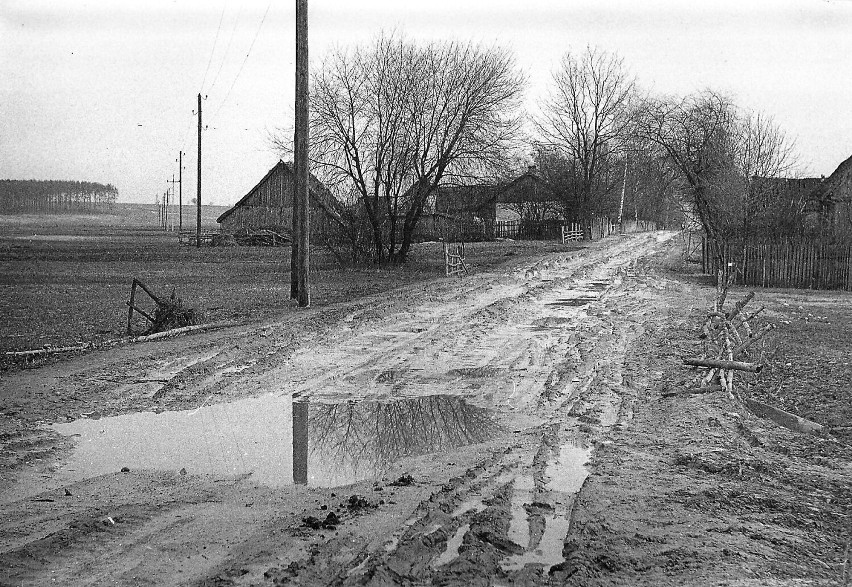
733, 111, 800, 243
306, 33, 524, 263
535, 46, 636, 224
636, 90, 739, 269
637, 90, 802, 269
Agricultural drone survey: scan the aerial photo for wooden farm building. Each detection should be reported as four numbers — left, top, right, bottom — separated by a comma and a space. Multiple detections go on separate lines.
432, 184, 499, 240
495, 166, 561, 221
806, 155, 852, 233
216, 160, 344, 238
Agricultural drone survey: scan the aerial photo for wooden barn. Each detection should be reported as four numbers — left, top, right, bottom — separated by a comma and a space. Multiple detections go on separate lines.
217, 160, 344, 238
805, 155, 852, 234
495, 165, 561, 221
433, 184, 499, 241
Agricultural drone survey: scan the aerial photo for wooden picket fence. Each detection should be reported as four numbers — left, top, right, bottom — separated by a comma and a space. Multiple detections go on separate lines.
561, 223, 583, 243
704, 239, 852, 291
494, 219, 564, 240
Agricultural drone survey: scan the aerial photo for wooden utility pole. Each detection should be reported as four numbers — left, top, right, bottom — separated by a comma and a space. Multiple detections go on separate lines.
163, 190, 169, 230
167, 174, 179, 231
197, 93, 202, 248
617, 155, 628, 228
178, 151, 183, 231
292, 0, 310, 306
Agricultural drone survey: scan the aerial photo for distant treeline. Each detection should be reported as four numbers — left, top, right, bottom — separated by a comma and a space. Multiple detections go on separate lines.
0, 179, 118, 213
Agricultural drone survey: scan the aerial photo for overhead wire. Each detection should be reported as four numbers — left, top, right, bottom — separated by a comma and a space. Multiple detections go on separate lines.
199, 3, 227, 94
168, 3, 226, 168
209, 2, 272, 126
207, 4, 245, 95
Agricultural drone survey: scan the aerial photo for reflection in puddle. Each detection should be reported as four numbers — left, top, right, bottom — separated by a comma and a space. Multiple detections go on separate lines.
50, 394, 496, 489
502, 438, 590, 573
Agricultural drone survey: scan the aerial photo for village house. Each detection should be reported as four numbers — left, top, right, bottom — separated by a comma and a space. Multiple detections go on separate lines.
495, 165, 562, 222
216, 160, 345, 238
805, 155, 852, 234
432, 184, 500, 240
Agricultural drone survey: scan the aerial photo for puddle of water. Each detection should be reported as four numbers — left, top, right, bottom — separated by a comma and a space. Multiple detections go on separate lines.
546, 442, 590, 493
451, 497, 486, 517
502, 439, 590, 573
433, 523, 469, 567
46, 394, 497, 492
506, 473, 534, 549
502, 512, 572, 572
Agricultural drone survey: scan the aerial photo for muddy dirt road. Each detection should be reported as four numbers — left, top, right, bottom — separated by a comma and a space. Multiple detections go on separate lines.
1, 232, 847, 586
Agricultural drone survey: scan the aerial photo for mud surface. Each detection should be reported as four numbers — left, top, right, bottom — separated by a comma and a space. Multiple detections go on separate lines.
1, 232, 849, 586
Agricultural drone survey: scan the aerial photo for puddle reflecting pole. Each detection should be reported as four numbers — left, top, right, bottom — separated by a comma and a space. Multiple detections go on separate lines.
293, 401, 308, 484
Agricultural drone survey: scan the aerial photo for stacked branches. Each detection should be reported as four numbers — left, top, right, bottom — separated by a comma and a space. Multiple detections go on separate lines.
0, 179, 118, 214
676, 273, 774, 400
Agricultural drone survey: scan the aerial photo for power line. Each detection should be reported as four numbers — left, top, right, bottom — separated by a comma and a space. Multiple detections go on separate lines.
199, 4, 227, 94
208, 5, 244, 95
210, 2, 271, 125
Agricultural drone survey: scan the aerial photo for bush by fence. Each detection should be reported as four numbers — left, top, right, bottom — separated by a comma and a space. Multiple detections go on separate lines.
703, 239, 852, 291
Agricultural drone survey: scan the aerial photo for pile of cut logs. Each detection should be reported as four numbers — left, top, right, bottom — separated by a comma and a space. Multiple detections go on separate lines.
670, 272, 774, 399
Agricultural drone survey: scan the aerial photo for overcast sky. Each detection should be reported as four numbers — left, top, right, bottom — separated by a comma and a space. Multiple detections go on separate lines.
2, 0, 851, 205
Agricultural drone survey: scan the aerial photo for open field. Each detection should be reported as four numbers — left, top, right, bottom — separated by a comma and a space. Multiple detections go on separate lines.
0, 211, 567, 360
0, 226, 849, 586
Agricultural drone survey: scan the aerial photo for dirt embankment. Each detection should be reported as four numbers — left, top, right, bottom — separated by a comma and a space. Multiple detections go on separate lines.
0, 232, 849, 587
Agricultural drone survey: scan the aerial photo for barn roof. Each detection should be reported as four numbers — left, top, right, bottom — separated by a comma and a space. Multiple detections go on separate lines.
434, 184, 499, 214
216, 160, 343, 224
495, 168, 554, 204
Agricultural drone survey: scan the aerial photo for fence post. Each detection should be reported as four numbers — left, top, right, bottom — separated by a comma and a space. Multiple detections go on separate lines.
127, 279, 137, 334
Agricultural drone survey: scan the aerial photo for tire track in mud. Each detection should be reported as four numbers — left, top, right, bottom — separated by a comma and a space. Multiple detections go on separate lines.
0, 233, 675, 586
272, 232, 676, 586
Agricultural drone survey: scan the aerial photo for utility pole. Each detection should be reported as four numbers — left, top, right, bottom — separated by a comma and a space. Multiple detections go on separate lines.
178, 153, 184, 231
167, 174, 179, 232
197, 93, 202, 248
617, 155, 628, 228
292, 0, 310, 306
156, 194, 161, 226
164, 189, 170, 230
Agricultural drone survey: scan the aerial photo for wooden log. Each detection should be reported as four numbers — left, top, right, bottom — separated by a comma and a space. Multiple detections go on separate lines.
683, 358, 762, 373
732, 323, 774, 356
745, 399, 824, 435
725, 291, 755, 321
125, 302, 155, 324
5, 344, 89, 358
735, 306, 764, 326
134, 278, 162, 305
129, 320, 237, 343
661, 384, 723, 398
